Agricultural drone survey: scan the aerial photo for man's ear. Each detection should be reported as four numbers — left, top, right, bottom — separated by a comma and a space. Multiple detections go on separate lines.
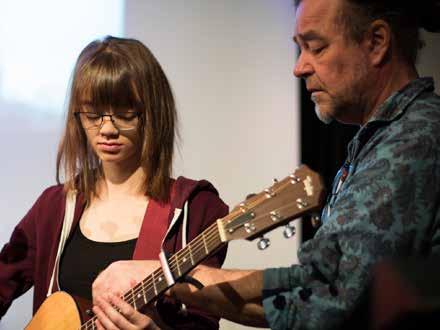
365, 19, 392, 66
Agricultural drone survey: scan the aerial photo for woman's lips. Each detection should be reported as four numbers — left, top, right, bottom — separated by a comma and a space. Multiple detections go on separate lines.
97, 142, 122, 152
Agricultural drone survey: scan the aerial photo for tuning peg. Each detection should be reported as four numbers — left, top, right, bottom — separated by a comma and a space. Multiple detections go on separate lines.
283, 223, 296, 239
257, 237, 271, 250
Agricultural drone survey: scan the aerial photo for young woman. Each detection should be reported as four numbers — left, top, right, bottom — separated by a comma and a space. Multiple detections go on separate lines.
0, 36, 228, 329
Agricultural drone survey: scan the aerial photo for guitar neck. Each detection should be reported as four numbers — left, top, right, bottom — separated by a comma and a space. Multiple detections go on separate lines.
79, 165, 325, 329
80, 222, 224, 329
127, 222, 224, 307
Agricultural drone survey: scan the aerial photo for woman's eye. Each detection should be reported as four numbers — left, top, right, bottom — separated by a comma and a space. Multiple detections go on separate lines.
116, 113, 137, 121
85, 113, 100, 120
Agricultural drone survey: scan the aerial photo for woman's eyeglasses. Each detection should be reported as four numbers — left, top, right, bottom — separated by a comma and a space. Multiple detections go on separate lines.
74, 112, 141, 131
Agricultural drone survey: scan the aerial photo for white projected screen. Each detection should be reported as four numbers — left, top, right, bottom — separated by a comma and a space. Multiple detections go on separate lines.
0, 1, 124, 329
0, 0, 124, 116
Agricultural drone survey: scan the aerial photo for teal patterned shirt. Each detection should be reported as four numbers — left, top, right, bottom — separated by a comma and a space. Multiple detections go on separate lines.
262, 77, 440, 329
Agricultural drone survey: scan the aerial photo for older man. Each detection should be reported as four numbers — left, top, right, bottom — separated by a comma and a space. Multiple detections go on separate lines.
92, 0, 440, 329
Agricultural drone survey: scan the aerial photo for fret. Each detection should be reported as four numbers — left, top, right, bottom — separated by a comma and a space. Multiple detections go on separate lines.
144, 280, 156, 302
157, 273, 168, 292
188, 243, 195, 265
176, 248, 194, 275
152, 272, 158, 296
156, 274, 163, 288
181, 252, 190, 268
133, 270, 168, 305
207, 231, 221, 252
175, 254, 182, 276
202, 232, 209, 254
135, 291, 143, 305
131, 288, 137, 311
141, 280, 147, 304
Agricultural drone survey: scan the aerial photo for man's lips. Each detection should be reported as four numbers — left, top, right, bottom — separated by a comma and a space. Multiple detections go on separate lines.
309, 89, 325, 103
311, 90, 323, 95
307, 87, 323, 93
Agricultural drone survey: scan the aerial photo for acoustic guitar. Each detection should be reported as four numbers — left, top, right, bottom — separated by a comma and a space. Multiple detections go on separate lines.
26, 165, 325, 330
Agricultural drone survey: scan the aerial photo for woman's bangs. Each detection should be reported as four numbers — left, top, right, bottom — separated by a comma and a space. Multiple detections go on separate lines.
75, 56, 142, 112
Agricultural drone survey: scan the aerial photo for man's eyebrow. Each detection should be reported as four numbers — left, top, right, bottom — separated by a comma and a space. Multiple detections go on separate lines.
293, 30, 325, 44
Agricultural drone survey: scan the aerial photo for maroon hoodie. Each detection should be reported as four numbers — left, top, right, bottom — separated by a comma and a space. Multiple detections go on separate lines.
0, 176, 228, 329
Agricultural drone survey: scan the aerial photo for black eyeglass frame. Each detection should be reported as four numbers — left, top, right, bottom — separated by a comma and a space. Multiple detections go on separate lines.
74, 111, 142, 131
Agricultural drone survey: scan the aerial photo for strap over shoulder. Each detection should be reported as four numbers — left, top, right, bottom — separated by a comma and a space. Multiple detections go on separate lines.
47, 190, 77, 296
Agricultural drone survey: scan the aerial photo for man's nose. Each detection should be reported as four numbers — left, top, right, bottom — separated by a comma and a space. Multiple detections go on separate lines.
293, 52, 313, 78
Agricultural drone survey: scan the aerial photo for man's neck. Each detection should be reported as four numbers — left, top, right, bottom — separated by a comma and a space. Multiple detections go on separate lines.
361, 60, 418, 125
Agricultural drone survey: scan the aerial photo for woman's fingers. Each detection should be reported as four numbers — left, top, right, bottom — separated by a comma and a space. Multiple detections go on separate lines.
93, 294, 157, 330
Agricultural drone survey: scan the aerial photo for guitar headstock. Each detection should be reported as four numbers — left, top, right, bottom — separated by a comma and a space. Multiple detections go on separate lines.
218, 165, 325, 242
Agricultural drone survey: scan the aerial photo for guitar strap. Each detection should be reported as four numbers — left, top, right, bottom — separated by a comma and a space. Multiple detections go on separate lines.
133, 180, 177, 260
156, 201, 204, 288
156, 199, 204, 318
132, 199, 173, 260
47, 189, 77, 297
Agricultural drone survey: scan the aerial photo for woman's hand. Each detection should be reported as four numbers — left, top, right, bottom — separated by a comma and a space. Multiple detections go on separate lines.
92, 260, 161, 306
93, 294, 159, 330
92, 260, 165, 329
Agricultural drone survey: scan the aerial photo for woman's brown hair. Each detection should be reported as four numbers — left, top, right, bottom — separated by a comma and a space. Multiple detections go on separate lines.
56, 36, 177, 202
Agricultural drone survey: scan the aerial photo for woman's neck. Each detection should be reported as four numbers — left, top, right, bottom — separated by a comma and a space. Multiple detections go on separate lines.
98, 163, 147, 199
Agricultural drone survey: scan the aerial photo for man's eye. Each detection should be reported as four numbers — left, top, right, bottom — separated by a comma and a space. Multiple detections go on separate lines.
310, 46, 326, 55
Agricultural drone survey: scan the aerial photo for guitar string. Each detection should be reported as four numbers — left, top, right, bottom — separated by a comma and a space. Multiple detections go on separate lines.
80, 233, 222, 329
122, 223, 222, 302
80, 225, 222, 329
82, 175, 303, 329
120, 176, 300, 308
81, 174, 307, 328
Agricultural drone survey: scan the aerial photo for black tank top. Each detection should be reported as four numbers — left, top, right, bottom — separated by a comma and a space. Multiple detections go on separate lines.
59, 224, 137, 301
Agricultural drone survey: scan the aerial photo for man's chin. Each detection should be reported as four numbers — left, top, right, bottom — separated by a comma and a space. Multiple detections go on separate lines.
314, 105, 333, 124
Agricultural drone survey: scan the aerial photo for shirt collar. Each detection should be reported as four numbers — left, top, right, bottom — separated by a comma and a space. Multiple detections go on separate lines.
367, 77, 435, 124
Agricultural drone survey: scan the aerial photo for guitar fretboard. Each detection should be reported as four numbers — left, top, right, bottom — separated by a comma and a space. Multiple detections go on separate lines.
80, 222, 224, 329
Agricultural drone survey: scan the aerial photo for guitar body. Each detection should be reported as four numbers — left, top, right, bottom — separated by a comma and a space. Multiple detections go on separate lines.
25, 291, 82, 330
